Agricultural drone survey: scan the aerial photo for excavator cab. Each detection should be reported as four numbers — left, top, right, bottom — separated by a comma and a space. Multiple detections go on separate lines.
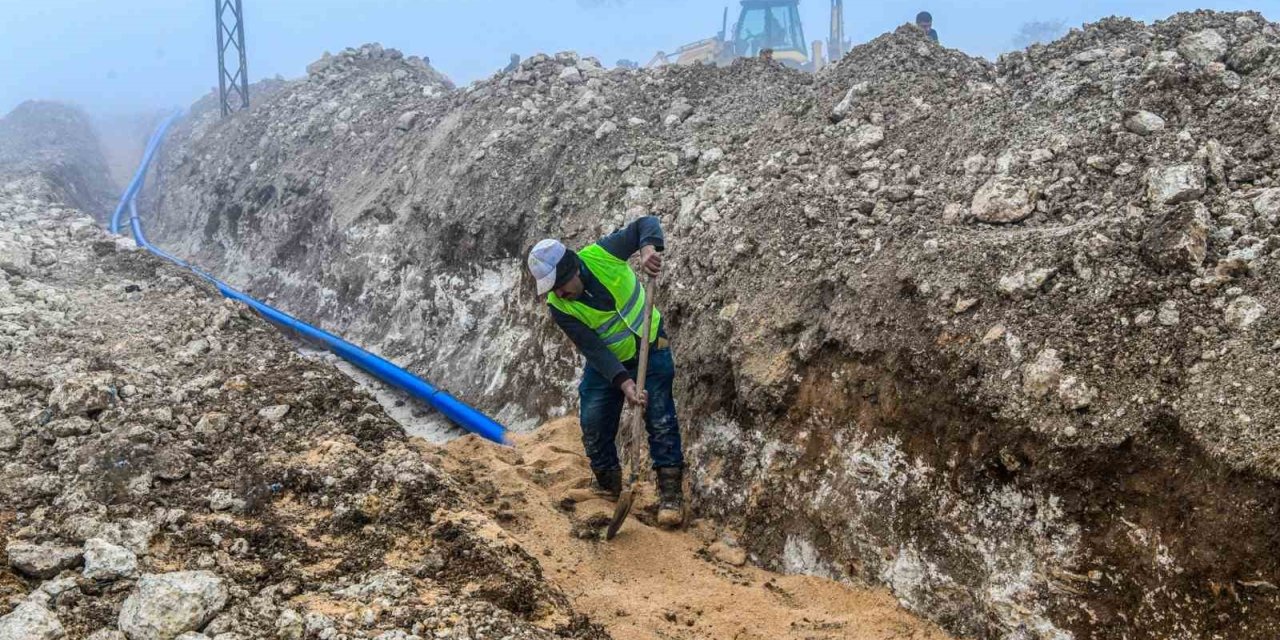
731, 0, 808, 66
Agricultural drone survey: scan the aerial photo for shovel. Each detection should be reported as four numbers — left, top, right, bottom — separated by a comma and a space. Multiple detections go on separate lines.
606, 275, 657, 541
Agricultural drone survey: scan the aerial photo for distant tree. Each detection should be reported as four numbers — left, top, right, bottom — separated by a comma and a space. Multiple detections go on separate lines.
1013, 20, 1068, 49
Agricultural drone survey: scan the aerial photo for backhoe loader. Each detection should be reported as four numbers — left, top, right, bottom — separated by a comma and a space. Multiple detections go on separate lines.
646, 0, 848, 71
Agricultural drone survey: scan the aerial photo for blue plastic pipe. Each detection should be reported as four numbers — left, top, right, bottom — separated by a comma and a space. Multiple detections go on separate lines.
113, 111, 508, 445
111, 111, 184, 234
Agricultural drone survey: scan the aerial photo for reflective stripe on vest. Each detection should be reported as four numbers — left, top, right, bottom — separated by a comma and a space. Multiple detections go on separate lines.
547, 243, 661, 363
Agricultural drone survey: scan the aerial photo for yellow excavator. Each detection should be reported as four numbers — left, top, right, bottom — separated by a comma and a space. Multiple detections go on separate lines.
647, 0, 848, 71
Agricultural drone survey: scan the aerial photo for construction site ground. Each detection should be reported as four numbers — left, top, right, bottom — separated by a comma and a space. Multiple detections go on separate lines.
442, 419, 951, 640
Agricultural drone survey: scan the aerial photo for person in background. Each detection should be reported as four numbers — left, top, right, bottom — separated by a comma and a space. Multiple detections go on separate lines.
916, 11, 939, 43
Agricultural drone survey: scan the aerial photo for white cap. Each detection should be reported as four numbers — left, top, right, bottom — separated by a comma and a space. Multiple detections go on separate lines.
527, 238, 566, 295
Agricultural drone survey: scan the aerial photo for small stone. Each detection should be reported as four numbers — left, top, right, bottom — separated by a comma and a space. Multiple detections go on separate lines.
257, 405, 290, 423
707, 541, 746, 566
1141, 202, 1210, 273
83, 538, 139, 582
593, 120, 617, 140
849, 124, 885, 151
0, 601, 64, 640
981, 325, 1006, 343
1252, 188, 1280, 219
1124, 110, 1165, 136
394, 111, 420, 131
953, 298, 979, 314
118, 571, 228, 640
1023, 349, 1064, 400
1134, 310, 1156, 327
0, 414, 18, 451
1057, 376, 1098, 411
998, 268, 1055, 298
1146, 164, 1205, 205
86, 631, 127, 640
7, 542, 83, 579
971, 176, 1034, 224
49, 417, 94, 438
1225, 296, 1265, 330
1178, 29, 1228, 66
1158, 300, 1180, 326
208, 490, 244, 513
277, 609, 304, 640
1028, 148, 1054, 164
48, 374, 114, 417
558, 66, 583, 84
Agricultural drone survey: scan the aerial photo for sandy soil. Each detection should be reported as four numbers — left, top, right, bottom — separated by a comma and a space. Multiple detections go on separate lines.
441, 418, 951, 640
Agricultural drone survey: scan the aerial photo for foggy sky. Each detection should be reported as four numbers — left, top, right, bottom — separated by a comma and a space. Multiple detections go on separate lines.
1, 0, 1274, 116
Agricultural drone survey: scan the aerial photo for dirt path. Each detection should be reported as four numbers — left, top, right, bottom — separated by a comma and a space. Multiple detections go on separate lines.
440, 418, 951, 640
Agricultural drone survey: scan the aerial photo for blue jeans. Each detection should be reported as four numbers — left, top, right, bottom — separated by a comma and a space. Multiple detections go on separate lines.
578, 346, 683, 470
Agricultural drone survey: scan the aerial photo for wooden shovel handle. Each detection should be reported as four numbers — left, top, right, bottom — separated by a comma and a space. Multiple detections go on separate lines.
634, 275, 657, 390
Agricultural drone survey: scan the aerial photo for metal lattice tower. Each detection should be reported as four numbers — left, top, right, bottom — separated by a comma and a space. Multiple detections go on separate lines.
215, 0, 249, 117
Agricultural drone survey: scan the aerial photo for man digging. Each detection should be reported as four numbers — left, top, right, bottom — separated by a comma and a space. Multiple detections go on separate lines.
527, 216, 684, 528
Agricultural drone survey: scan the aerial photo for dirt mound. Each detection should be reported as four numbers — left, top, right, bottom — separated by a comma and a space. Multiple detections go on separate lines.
0, 102, 116, 221
0, 188, 605, 636
147, 11, 1280, 638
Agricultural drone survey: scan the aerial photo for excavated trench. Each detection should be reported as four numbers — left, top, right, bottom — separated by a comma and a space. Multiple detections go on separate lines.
135, 11, 1280, 639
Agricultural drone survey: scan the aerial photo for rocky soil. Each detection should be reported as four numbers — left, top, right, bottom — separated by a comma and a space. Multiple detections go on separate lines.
145, 12, 1280, 639
0, 102, 117, 222
0, 105, 608, 640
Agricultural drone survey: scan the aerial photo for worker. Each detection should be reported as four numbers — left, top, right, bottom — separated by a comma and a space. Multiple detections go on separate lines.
916, 11, 939, 42
526, 217, 685, 528
503, 53, 520, 73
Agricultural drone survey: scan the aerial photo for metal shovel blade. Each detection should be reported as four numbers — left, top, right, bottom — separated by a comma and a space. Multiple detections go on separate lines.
605, 486, 635, 540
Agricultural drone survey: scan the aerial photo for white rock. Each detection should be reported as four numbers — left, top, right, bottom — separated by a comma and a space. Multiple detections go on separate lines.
1057, 376, 1098, 411
1023, 349, 1064, 400
7, 542, 82, 579
593, 120, 617, 140
257, 404, 290, 423
86, 631, 127, 640
1146, 164, 1205, 205
208, 490, 243, 513
971, 176, 1034, 224
998, 268, 1056, 298
962, 154, 986, 175
118, 572, 228, 640
1179, 29, 1228, 66
394, 111, 419, 131
1124, 110, 1166, 135
849, 124, 885, 151
83, 538, 139, 581
1225, 296, 1265, 330
557, 66, 583, 84
1073, 48, 1109, 63
0, 414, 17, 451
1158, 300, 1180, 326
699, 147, 724, 164
0, 601, 64, 640
1252, 188, 1280, 219
276, 609, 303, 640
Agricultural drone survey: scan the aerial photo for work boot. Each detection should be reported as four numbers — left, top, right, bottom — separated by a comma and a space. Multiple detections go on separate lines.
591, 467, 622, 500
655, 466, 684, 528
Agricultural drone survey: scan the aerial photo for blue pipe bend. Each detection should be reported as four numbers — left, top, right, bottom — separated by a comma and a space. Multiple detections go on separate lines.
113, 111, 507, 445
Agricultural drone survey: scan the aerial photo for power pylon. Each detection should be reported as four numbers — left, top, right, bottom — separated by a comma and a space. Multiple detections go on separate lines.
215, 0, 250, 117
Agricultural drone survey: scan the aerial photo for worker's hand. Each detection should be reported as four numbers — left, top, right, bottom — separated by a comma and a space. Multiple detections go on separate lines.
621, 379, 648, 407
638, 245, 663, 278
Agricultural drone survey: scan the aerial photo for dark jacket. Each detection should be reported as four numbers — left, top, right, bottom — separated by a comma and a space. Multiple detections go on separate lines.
549, 216, 665, 388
